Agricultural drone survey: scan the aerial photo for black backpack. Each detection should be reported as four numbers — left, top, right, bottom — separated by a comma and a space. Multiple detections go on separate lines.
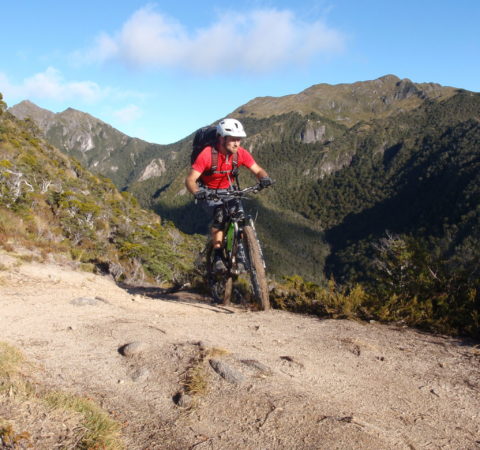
191, 126, 239, 179
191, 126, 217, 166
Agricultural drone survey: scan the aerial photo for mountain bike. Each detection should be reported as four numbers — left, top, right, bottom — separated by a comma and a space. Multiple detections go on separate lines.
202, 183, 272, 310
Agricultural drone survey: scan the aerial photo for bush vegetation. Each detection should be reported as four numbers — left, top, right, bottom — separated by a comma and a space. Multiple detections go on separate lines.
0, 107, 202, 286
271, 232, 479, 338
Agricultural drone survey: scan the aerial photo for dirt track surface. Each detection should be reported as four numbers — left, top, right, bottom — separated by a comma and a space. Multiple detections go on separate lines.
1, 254, 479, 449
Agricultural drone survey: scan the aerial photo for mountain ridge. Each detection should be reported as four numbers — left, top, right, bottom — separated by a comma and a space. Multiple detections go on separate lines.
233, 74, 458, 125
9, 99, 172, 188
7, 75, 463, 192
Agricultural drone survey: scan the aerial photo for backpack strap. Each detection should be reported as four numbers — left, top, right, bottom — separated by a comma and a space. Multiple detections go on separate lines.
200, 147, 240, 188
208, 147, 238, 175
210, 147, 218, 173
232, 152, 239, 177
232, 152, 240, 189
199, 146, 216, 176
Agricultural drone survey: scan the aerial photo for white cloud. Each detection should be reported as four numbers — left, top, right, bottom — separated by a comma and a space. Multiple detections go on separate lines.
81, 5, 345, 74
119, 7, 187, 68
87, 33, 119, 63
0, 67, 106, 103
113, 104, 143, 123
0, 67, 148, 109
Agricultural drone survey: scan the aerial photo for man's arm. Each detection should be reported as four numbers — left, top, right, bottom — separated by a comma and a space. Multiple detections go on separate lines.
248, 163, 269, 180
185, 168, 202, 194
248, 162, 272, 188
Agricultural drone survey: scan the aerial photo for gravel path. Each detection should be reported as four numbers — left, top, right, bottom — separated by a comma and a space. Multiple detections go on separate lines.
1, 254, 479, 449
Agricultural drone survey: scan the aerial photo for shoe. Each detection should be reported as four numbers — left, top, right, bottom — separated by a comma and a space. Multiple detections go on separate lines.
237, 262, 247, 273
213, 253, 227, 273
210, 296, 223, 305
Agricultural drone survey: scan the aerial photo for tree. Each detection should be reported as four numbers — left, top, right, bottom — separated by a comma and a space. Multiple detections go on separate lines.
0, 93, 6, 114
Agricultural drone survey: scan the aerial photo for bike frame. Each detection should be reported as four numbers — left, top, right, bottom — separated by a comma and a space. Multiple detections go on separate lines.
210, 185, 264, 275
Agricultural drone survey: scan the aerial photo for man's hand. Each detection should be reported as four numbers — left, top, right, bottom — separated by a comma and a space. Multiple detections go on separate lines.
194, 188, 207, 201
259, 176, 273, 188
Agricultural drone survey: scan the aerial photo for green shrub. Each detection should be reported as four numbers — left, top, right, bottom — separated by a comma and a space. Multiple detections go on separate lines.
271, 275, 368, 320
366, 233, 480, 337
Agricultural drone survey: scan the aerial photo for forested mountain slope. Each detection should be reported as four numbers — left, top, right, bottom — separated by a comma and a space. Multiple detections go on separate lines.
130, 86, 480, 288
8, 76, 480, 290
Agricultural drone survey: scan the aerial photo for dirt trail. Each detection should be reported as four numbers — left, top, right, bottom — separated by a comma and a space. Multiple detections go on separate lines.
1, 253, 479, 449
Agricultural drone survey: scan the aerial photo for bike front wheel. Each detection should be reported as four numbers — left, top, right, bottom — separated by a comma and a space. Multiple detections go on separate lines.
242, 224, 270, 310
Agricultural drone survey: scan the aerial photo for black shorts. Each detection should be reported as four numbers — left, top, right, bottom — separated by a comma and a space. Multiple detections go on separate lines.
199, 190, 244, 230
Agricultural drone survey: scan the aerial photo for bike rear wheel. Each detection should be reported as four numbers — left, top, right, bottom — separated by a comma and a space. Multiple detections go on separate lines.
242, 224, 270, 310
206, 242, 233, 305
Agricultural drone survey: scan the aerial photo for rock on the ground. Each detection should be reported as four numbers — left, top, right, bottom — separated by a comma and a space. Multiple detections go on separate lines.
209, 359, 244, 384
119, 341, 149, 357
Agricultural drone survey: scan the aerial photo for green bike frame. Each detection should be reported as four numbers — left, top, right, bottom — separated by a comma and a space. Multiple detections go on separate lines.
225, 221, 236, 253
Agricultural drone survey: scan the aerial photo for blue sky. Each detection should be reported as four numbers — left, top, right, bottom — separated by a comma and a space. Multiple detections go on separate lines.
1, 0, 479, 144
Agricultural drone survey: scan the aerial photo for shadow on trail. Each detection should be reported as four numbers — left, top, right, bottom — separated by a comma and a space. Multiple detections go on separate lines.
117, 283, 236, 314
118, 283, 195, 299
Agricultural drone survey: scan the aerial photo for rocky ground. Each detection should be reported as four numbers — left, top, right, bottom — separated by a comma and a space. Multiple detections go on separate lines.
1, 252, 479, 449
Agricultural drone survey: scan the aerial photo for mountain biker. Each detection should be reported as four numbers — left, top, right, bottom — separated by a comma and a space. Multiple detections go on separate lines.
185, 118, 272, 272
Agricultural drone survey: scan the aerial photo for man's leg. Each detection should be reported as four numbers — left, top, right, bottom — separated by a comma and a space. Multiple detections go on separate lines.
212, 227, 226, 272
211, 207, 227, 272
211, 227, 223, 249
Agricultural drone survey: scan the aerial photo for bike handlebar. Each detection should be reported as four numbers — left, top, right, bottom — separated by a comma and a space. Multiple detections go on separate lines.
205, 181, 274, 201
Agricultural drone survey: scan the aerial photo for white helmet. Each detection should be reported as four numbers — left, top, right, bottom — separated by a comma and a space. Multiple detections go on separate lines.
216, 118, 246, 138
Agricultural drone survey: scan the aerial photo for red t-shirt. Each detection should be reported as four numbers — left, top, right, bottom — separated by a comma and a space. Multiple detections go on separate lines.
192, 145, 255, 189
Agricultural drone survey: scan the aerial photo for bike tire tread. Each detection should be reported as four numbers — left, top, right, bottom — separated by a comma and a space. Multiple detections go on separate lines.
243, 225, 270, 310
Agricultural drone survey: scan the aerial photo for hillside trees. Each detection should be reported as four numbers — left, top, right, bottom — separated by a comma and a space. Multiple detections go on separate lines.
0, 94, 6, 114
0, 107, 201, 285
367, 233, 479, 337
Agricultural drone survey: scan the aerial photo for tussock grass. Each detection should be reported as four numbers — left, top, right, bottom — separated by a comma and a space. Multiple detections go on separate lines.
182, 346, 230, 398
271, 269, 480, 339
0, 422, 32, 448
0, 341, 124, 449
206, 347, 230, 358
184, 365, 208, 396
44, 392, 123, 450
0, 341, 24, 379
